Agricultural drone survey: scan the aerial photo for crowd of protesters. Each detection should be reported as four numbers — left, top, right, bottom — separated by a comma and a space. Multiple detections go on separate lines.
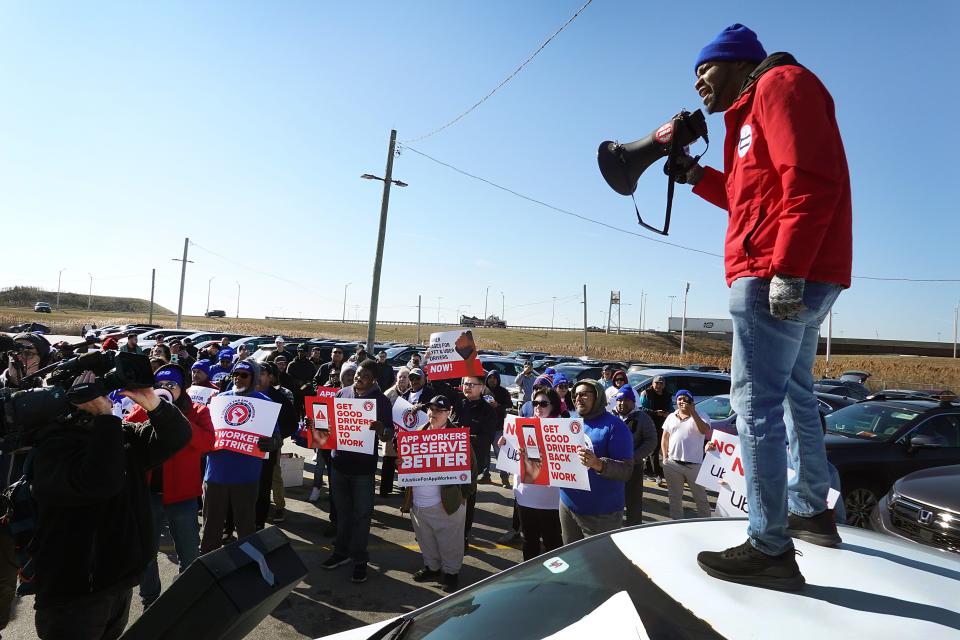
0, 327, 723, 638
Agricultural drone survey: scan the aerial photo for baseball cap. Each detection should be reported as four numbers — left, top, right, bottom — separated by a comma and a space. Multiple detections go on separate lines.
615, 386, 636, 402
652, 375, 665, 383
428, 395, 451, 410
409, 367, 425, 379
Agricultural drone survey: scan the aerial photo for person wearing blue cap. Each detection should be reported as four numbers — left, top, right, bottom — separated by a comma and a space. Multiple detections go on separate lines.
660, 390, 711, 522
552, 374, 575, 416
680, 24, 851, 590
611, 385, 657, 526
208, 350, 235, 390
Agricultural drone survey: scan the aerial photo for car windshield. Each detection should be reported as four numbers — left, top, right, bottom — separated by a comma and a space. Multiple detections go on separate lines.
696, 396, 734, 420
628, 372, 652, 387
387, 531, 720, 640
385, 346, 410, 359
825, 403, 920, 441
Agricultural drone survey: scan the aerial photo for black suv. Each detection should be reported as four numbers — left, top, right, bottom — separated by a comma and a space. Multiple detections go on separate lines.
825, 398, 960, 527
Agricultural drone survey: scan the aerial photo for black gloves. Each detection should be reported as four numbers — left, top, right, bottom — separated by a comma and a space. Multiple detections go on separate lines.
257, 436, 280, 452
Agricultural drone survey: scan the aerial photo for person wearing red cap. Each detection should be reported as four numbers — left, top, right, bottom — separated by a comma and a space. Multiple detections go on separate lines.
682, 24, 851, 590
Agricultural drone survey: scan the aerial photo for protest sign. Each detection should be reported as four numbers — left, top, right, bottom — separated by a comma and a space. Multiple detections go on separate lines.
303, 396, 336, 450
496, 415, 520, 476
187, 385, 217, 406
424, 330, 486, 381
695, 431, 743, 493
701, 431, 841, 510
714, 484, 750, 517
393, 396, 429, 433
518, 418, 591, 490
330, 397, 378, 454
210, 394, 281, 459
396, 428, 472, 487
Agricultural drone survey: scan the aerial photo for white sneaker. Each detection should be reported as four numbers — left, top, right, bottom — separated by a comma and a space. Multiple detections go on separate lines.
309, 487, 322, 502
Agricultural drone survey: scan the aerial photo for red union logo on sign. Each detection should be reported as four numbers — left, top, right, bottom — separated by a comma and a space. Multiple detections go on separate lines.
570, 421, 582, 434
363, 401, 374, 412
402, 409, 418, 429
224, 400, 254, 427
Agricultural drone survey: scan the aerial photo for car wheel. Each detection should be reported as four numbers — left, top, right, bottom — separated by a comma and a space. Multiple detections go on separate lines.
843, 482, 879, 529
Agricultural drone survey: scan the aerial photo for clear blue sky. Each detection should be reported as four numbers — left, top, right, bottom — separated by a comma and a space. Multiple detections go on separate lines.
1, 2, 957, 341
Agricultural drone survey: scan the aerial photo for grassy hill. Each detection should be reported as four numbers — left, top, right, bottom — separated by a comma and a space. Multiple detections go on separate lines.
0, 286, 173, 315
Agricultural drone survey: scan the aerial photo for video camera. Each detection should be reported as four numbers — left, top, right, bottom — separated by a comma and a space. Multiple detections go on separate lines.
0, 349, 155, 449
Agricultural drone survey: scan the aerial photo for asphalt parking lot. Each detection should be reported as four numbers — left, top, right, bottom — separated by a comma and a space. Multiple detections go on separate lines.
2, 441, 715, 640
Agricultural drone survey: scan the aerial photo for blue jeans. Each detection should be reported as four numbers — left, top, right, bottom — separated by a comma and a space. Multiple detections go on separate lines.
331, 470, 375, 564
139, 494, 202, 604
729, 277, 842, 556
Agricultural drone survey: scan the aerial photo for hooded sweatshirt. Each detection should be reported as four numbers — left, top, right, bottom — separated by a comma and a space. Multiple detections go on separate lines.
204, 359, 275, 485
485, 371, 512, 425
560, 379, 634, 515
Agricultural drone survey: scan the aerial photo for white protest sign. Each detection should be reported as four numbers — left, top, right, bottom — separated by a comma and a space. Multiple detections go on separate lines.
332, 397, 378, 454
695, 430, 743, 493
714, 484, 750, 517
424, 330, 487, 381
520, 418, 591, 490
392, 396, 429, 433
187, 385, 217, 406
496, 415, 520, 475
209, 394, 282, 459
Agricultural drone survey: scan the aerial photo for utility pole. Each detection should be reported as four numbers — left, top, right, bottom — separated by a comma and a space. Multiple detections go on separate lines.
342, 282, 351, 323
668, 295, 677, 331
679, 282, 690, 357
826, 309, 833, 363
437, 296, 442, 323
417, 295, 422, 344
953, 302, 958, 358
617, 299, 622, 336
638, 289, 644, 334
582, 284, 588, 355
363, 129, 403, 354
87, 273, 93, 310
235, 281, 240, 319
551, 297, 557, 330
483, 286, 489, 326
56, 268, 66, 311
148, 269, 156, 324
501, 291, 505, 322
172, 237, 192, 329
206, 277, 215, 314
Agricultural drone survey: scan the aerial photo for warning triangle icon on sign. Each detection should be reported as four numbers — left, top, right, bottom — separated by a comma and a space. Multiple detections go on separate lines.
315, 405, 327, 421
526, 434, 536, 446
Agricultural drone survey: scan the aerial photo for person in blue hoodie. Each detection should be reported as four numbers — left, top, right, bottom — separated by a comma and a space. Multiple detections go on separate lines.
200, 359, 279, 553
559, 379, 634, 544
208, 349, 235, 390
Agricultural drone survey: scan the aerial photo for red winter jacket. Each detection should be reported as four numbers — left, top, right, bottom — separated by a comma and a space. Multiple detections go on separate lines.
693, 55, 852, 287
128, 401, 215, 505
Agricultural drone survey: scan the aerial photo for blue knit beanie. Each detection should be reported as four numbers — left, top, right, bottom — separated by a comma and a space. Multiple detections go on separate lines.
694, 24, 767, 73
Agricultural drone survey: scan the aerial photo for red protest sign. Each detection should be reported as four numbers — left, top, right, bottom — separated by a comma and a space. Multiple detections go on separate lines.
303, 396, 337, 450
396, 428, 472, 487
423, 330, 487, 381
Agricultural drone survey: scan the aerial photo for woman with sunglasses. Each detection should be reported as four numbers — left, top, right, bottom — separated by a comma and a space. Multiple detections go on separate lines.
661, 389, 711, 520
552, 374, 576, 417
125, 364, 215, 607
512, 389, 563, 560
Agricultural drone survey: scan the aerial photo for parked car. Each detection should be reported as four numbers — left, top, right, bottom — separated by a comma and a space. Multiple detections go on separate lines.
697, 392, 857, 437
505, 350, 549, 362
229, 335, 305, 354
180, 331, 249, 345
815, 378, 869, 401
824, 398, 960, 528
840, 370, 871, 384
628, 363, 685, 374
382, 345, 424, 367
629, 369, 731, 404
136, 328, 201, 349
317, 518, 960, 640
686, 363, 722, 372
871, 464, 959, 554
477, 356, 524, 387
205, 309, 227, 318
33, 302, 51, 313
552, 363, 606, 383
6, 322, 50, 334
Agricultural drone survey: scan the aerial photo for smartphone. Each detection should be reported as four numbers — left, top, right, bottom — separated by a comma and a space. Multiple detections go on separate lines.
313, 404, 330, 431
522, 426, 541, 460
483, 394, 494, 403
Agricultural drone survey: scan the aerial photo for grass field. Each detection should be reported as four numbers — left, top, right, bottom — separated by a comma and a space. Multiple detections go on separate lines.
3, 306, 958, 391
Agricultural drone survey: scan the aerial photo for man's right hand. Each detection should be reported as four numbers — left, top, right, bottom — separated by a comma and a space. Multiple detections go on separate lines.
669, 153, 703, 186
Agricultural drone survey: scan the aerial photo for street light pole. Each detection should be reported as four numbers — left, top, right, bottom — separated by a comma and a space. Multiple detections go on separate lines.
206, 277, 215, 314
483, 286, 489, 326
501, 291, 505, 322
551, 297, 557, 330
172, 238, 192, 329
668, 295, 676, 331
953, 302, 958, 358
235, 281, 241, 319
679, 282, 690, 356
87, 273, 93, 310
342, 282, 351, 323
826, 309, 834, 363
56, 268, 66, 311
437, 296, 442, 323
361, 129, 406, 354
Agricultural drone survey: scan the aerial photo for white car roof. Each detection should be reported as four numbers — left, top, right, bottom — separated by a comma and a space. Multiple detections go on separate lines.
634, 368, 729, 379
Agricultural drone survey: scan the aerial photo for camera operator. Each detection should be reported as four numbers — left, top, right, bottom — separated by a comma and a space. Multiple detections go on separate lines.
1, 333, 53, 390
30, 371, 191, 639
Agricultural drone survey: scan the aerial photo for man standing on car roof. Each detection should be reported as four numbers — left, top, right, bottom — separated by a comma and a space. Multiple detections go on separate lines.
681, 24, 851, 590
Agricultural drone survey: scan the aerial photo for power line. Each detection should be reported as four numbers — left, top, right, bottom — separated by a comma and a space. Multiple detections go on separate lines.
400, 0, 594, 144
401, 144, 725, 258
401, 145, 960, 283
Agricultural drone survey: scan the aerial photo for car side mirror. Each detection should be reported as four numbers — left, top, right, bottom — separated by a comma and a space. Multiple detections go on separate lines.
908, 434, 943, 451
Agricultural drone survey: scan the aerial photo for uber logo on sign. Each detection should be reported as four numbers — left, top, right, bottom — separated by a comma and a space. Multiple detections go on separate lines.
738, 124, 753, 158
